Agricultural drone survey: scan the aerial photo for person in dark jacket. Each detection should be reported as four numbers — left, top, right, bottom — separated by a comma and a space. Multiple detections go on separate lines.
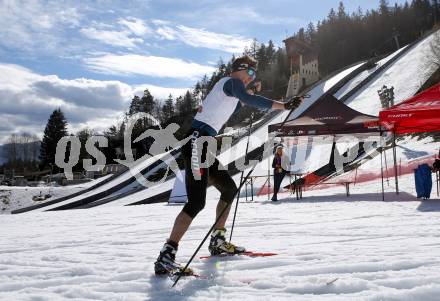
271, 146, 290, 202
433, 150, 440, 172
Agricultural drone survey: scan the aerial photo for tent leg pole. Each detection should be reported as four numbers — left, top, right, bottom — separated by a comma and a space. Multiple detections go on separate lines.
384, 146, 390, 186
268, 155, 271, 201
437, 171, 439, 197
380, 137, 385, 202
392, 132, 399, 195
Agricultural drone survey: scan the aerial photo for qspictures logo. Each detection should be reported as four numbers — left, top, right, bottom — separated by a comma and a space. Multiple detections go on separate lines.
54, 115, 386, 188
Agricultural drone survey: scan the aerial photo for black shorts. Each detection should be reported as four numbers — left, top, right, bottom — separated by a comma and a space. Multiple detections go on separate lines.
181, 129, 237, 218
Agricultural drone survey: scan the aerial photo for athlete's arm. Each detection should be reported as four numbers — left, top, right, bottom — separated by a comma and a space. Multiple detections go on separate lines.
224, 78, 285, 110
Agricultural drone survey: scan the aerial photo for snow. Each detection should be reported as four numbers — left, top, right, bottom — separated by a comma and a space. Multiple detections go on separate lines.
35, 150, 177, 212
334, 46, 408, 101
346, 30, 439, 115
1, 173, 440, 301
0, 174, 113, 214
101, 177, 174, 207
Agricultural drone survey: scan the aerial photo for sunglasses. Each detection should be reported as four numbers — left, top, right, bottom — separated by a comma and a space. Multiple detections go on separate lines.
247, 68, 257, 80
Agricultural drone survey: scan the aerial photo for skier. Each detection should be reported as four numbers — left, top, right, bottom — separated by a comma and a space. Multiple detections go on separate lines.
154, 55, 303, 276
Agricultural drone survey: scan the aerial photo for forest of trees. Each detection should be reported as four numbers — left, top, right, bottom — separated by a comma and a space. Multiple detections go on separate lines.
1, 0, 439, 175
294, 0, 439, 74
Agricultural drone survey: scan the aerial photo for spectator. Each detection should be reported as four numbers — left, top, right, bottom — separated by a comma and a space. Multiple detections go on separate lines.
433, 158, 440, 172
271, 146, 290, 202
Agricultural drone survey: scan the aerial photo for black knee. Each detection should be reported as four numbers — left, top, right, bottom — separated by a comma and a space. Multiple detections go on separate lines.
182, 200, 206, 218
220, 182, 237, 204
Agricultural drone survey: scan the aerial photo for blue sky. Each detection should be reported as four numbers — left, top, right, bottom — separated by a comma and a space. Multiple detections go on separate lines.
0, 0, 408, 144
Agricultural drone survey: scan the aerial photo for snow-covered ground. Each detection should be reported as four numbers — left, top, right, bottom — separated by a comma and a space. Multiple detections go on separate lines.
346, 30, 439, 115
1, 172, 440, 301
0, 175, 112, 214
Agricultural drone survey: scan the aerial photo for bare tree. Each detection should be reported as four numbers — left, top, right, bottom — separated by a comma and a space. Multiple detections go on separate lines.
20, 133, 33, 162
4, 134, 18, 166
30, 134, 41, 162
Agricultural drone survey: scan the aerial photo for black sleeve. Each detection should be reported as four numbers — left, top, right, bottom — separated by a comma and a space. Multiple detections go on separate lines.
272, 157, 277, 168
223, 78, 273, 110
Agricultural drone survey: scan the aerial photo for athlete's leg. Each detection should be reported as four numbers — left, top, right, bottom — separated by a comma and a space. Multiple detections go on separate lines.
168, 211, 193, 244
208, 159, 237, 229
155, 132, 209, 274
168, 141, 208, 244
208, 160, 245, 255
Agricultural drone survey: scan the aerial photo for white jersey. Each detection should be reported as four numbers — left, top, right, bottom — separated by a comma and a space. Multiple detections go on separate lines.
193, 77, 240, 134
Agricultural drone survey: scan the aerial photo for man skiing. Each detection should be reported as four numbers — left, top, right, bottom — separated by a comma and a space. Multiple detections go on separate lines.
154, 55, 303, 276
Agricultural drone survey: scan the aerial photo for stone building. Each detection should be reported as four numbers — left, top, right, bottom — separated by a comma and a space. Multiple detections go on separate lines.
283, 37, 320, 98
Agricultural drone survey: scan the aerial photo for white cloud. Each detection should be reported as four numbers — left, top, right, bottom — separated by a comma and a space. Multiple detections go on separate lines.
153, 21, 252, 53
132, 84, 189, 100
31, 76, 134, 110
118, 17, 150, 36
0, 63, 189, 144
177, 25, 252, 53
156, 26, 178, 40
84, 54, 215, 79
175, 3, 305, 29
79, 17, 152, 49
0, 0, 81, 53
80, 27, 144, 49
151, 19, 172, 26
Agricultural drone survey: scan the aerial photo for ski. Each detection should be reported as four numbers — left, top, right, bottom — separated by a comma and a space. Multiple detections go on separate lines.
200, 251, 278, 260
168, 272, 210, 281
155, 267, 211, 281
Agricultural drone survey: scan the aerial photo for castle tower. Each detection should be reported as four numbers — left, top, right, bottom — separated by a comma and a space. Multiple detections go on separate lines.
283, 37, 319, 98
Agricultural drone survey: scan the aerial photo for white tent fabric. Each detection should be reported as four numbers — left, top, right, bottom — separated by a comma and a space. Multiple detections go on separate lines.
168, 170, 187, 204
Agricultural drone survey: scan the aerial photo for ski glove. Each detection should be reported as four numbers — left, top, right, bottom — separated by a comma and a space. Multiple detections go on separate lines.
284, 96, 303, 110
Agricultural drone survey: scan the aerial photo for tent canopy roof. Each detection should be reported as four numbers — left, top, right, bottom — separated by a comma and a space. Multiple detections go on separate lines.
269, 94, 380, 137
379, 83, 440, 134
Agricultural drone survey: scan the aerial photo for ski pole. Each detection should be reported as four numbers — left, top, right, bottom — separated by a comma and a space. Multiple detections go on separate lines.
229, 113, 254, 242
172, 165, 259, 287
229, 93, 310, 242
229, 93, 310, 241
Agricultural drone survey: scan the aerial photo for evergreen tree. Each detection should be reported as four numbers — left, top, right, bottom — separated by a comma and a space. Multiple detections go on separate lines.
177, 91, 196, 115
128, 90, 157, 121
296, 27, 306, 41
305, 23, 317, 46
256, 43, 267, 71
161, 94, 175, 123
75, 128, 93, 172
139, 89, 157, 125
128, 95, 141, 116
244, 38, 259, 57
39, 108, 68, 171
175, 95, 184, 116
433, 0, 439, 23
103, 124, 123, 163
266, 40, 277, 64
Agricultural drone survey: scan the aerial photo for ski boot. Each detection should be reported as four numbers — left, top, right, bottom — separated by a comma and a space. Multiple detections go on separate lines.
208, 228, 246, 255
154, 241, 193, 276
